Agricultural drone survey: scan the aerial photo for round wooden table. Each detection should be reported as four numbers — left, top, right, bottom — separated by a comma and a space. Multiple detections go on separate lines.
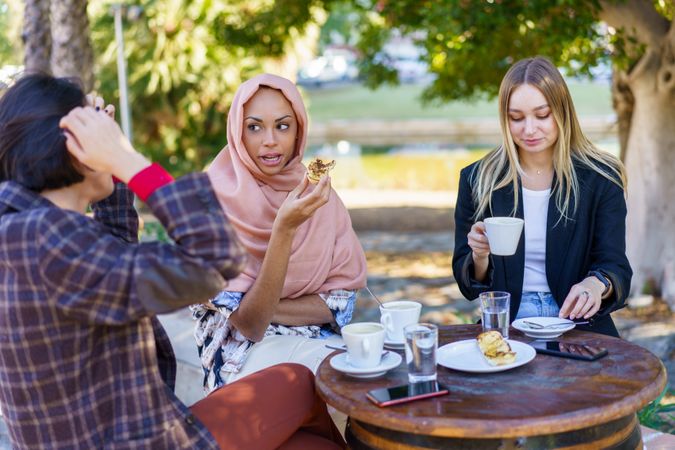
316, 325, 667, 449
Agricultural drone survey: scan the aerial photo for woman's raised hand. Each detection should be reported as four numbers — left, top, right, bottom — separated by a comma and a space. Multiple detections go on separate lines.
59, 106, 150, 183
468, 221, 491, 260
85, 94, 115, 119
275, 176, 331, 233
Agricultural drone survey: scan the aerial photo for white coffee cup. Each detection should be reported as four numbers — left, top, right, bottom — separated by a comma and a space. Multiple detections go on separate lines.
484, 217, 524, 256
379, 300, 422, 343
341, 322, 386, 368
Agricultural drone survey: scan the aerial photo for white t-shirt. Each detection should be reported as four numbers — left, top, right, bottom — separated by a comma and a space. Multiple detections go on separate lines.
522, 187, 551, 292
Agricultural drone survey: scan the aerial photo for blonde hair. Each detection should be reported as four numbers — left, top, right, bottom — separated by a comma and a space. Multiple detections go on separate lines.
472, 56, 626, 223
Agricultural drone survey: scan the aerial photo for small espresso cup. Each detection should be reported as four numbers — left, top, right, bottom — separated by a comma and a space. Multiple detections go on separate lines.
341, 322, 386, 368
380, 300, 422, 343
484, 217, 524, 256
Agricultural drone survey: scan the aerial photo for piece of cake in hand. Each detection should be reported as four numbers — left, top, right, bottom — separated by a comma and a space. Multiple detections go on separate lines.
477, 330, 516, 366
307, 158, 336, 184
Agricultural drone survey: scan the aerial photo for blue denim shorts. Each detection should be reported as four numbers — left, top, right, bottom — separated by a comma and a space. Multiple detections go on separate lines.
516, 291, 560, 320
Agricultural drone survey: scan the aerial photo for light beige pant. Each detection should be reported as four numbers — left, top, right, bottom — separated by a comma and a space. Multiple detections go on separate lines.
224, 334, 343, 384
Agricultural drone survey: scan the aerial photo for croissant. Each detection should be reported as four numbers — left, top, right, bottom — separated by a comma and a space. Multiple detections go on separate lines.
477, 330, 516, 366
307, 158, 336, 183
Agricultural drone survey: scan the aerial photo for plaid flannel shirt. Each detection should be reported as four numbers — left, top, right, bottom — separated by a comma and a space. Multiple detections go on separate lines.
0, 173, 246, 449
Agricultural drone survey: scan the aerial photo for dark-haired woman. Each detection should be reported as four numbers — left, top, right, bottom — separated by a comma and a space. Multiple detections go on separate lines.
0, 74, 345, 449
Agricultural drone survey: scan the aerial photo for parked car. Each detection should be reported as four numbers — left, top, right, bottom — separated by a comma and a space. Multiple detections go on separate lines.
297, 48, 359, 87
382, 55, 431, 83
376, 35, 432, 84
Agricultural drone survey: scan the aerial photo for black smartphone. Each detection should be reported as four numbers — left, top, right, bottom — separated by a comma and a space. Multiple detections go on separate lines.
366, 381, 449, 407
532, 340, 608, 361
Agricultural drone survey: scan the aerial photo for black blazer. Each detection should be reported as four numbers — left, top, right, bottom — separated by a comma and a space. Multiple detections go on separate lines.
452, 161, 632, 337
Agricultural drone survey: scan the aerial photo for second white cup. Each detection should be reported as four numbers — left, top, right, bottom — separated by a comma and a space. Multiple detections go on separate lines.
380, 300, 422, 343
341, 322, 386, 368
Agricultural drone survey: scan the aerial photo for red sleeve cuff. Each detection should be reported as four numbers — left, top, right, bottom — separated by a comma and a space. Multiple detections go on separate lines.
127, 163, 174, 201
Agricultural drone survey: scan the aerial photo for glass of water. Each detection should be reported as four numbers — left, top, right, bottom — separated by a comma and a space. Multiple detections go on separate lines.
480, 291, 510, 339
404, 323, 438, 383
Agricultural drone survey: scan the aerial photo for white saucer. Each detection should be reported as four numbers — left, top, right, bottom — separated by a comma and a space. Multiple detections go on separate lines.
383, 338, 405, 350
329, 351, 403, 378
512, 317, 576, 339
437, 339, 536, 373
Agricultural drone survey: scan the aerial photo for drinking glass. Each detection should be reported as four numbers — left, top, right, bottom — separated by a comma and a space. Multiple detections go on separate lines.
404, 323, 438, 383
480, 291, 510, 339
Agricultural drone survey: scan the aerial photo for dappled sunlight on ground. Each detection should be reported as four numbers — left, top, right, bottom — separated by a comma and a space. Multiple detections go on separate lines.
354, 244, 477, 325
614, 296, 674, 322
365, 251, 451, 278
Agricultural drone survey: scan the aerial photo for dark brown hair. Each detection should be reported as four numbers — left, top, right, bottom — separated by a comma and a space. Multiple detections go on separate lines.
0, 73, 86, 191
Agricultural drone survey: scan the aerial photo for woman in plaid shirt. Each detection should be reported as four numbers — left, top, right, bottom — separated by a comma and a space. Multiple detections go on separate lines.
0, 74, 345, 449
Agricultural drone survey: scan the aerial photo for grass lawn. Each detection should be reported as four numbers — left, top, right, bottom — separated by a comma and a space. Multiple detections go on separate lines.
299, 80, 616, 192
308, 149, 488, 191
303, 81, 613, 122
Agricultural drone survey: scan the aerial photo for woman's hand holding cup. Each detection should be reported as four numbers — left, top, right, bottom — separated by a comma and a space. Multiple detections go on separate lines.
468, 221, 491, 263
469, 217, 524, 282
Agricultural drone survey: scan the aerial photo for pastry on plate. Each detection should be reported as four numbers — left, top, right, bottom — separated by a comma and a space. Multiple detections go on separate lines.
477, 330, 516, 366
307, 158, 336, 183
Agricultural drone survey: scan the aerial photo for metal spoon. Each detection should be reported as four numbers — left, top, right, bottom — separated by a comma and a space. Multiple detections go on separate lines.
364, 285, 384, 307
524, 320, 588, 329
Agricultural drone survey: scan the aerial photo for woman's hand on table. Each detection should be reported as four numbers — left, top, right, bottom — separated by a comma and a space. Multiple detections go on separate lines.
275, 176, 331, 233
559, 277, 604, 320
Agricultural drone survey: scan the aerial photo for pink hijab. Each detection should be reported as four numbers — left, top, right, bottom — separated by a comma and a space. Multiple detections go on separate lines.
207, 73, 367, 298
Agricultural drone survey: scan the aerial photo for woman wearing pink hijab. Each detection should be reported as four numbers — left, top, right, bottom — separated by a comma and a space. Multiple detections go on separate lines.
192, 74, 367, 391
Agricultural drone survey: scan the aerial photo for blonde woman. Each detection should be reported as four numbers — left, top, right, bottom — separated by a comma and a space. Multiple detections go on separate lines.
452, 56, 632, 337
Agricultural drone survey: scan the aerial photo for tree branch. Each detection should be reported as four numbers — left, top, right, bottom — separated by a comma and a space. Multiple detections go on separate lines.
599, 0, 669, 48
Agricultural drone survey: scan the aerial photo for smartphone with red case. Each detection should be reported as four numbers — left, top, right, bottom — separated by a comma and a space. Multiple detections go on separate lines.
366, 381, 449, 407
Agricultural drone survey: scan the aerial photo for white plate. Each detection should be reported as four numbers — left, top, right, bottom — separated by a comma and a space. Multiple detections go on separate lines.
512, 317, 576, 339
437, 339, 536, 373
384, 338, 405, 350
329, 351, 403, 378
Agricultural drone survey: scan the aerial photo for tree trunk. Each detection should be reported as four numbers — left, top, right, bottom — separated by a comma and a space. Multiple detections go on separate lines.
22, 0, 51, 74
50, 0, 94, 91
610, 68, 634, 162
624, 50, 675, 309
